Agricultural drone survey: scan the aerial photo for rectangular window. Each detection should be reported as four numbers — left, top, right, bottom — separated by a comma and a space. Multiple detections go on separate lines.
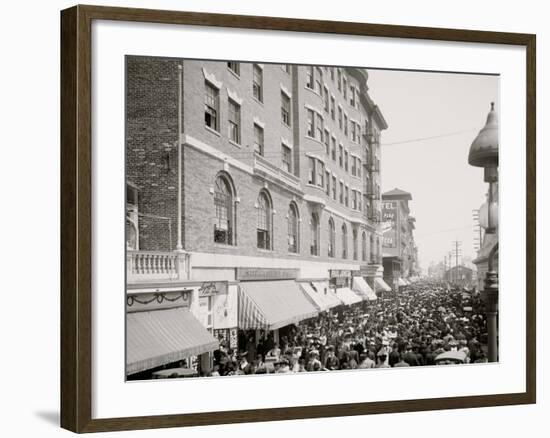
227, 61, 240, 75
339, 182, 344, 203
204, 81, 219, 131
338, 107, 343, 129
337, 69, 342, 91
330, 67, 335, 81
351, 122, 357, 142
358, 193, 362, 212
352, 190, 357, 210
281, 144, 292, 173
316, 159, 324, 188
357, 159, 362, 178
316, 114, 324, 142
306, 66, 314, 89
306, 109, 315, 137
330, 96, 335, 120
324, 129, 330, 154
325, 171, 330, 195
315, 68, 323, 95
331, 137, 336, 161
343, 76, 347, 98
351, 156, 357, 176
324, 86, 329, 112
332, 176, 337, 200
339, 145, 343, 167
344, 114, 348, 136
350, 85, 355, 106
228, 99, 241, 144
345, 186, 349, 207
281, 92, 291, 126
253, 124, 264, 156
253, 64, 263, 102
308, 157, 315, 185
345, 150, 349, 172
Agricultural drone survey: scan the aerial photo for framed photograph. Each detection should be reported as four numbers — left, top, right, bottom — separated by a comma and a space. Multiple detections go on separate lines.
60, 4, 536, 433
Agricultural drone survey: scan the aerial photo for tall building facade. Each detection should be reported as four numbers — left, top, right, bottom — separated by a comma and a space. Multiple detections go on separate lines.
125, 57, 388, 377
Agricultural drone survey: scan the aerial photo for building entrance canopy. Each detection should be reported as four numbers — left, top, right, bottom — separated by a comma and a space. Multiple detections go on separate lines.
375, 277, 392, 292
300, 281, 342, 312
353, 277, 377, 301
126, 307, 219, 375
334, 287, 362, 306
238, 280, 318, 331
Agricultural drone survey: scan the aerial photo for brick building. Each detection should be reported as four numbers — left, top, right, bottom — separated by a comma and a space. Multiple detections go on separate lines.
125, 57, 388, 378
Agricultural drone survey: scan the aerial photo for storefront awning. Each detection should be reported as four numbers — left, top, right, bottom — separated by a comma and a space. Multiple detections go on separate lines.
334, 287, 362, 306
398, 278, 407, 287
353, 277, 377, 301
126, 307, 219, 375
374, 277, 392, 292
238, 280, 318, 331
300, 281, 342, 312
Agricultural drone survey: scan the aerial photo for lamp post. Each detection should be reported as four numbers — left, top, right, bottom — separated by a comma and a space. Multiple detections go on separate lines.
468, 102, 499, 362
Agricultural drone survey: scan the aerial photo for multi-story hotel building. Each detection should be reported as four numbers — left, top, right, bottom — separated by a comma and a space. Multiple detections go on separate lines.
381, 188, 419, 290
125, 57, 389, 378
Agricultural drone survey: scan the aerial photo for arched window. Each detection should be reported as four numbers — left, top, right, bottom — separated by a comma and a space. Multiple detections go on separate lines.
213, 174, 235, 245
362, 231, 367, 261
328, 218, 335, 258
287, 202, 299, 253
341, 223, 348, 259
352, 228, 358, 260
310, 212, 319, 256
257, 190, 272, 250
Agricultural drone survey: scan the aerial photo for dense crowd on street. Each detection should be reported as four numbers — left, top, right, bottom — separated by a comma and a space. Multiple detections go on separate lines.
211, 282, 488, 376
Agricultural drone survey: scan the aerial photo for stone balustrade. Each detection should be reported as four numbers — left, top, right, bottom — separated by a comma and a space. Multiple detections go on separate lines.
127, 250, 189, 283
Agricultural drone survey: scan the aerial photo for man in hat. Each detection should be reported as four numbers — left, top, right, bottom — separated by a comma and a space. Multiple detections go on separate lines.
324, 345, 340, 371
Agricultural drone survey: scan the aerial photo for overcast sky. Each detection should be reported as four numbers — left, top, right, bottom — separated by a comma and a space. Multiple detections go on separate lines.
366, 69, 499, 271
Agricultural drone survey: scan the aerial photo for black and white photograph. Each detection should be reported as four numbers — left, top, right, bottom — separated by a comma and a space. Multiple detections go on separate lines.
125, 57, 499, 381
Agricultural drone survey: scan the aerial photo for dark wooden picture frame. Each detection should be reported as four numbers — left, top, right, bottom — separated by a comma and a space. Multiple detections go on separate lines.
60, 4, 536, 433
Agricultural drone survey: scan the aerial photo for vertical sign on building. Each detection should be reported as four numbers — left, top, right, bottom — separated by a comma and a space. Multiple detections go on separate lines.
382, 201, 397, 248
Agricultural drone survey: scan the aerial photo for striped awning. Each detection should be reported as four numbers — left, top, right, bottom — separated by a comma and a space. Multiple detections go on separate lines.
126, 307, 219, 375
238, 280, 318, 331
375, 277, 392, 292
300, 281, 342, 312
353, 277, 377, 301
334, 287, 362, 306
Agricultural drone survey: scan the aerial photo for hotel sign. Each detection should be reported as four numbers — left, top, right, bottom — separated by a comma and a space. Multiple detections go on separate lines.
382, 201, 398, 248
236, 267, 299, 281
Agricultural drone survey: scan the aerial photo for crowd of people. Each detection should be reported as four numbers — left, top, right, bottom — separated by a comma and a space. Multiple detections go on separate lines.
211, 282, 488, 376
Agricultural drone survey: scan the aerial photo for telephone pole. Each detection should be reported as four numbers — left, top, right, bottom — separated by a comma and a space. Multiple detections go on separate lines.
451, 241, 462, 285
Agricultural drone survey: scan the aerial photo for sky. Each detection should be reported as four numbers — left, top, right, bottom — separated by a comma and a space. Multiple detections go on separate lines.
366, 69, 499, 272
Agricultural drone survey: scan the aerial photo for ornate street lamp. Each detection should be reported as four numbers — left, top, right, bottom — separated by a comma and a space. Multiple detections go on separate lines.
468, 102, 499, 362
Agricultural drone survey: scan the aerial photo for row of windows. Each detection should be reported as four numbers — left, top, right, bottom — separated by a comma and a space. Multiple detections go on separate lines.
213, 173, 380, 259
307, 157, 364, 212
306, 67, 363, 140
307, 108, 363, 175
206, 79, 293, 172
308, 66, 361, 110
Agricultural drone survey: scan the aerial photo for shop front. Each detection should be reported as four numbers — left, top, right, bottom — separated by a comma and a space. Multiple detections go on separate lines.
236, 268, 319, 352
126, 287, 220, 379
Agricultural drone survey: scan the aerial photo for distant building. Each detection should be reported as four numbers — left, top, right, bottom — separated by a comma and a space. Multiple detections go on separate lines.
444, 265, 475, 287
381, 188, 418, 290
